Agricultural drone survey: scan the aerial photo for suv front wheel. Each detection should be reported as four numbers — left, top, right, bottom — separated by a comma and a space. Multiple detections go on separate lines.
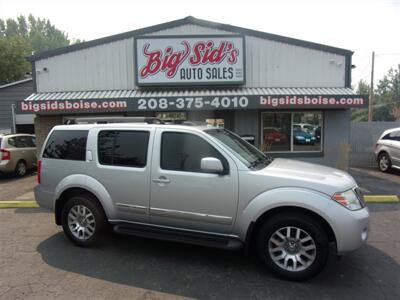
61, 194, 107, 247
257, 213, 329, 281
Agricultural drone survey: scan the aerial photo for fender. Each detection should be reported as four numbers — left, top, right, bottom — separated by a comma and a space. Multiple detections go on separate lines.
54, 174, 117, 219
233, 187, 337, 240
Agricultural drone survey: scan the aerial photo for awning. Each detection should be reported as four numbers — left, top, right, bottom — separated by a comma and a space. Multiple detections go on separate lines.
18, 87, 368, 115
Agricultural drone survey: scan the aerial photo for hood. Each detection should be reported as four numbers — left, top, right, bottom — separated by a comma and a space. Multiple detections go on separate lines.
256, 158, 356, 196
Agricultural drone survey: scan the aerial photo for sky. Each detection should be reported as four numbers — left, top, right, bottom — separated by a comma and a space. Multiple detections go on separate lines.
0, 0, 399, 88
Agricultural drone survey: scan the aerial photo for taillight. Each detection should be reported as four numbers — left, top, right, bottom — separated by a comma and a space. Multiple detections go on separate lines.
37, 160, 41, 184
0, 149, 10, 160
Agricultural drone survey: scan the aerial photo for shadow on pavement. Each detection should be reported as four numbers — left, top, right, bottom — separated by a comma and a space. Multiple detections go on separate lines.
37, 232, 400, 300
0, 172, 35, 182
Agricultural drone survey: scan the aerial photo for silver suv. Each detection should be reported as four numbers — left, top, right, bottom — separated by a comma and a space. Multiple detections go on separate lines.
375, 127, 400, 172
35, 118, 369, 281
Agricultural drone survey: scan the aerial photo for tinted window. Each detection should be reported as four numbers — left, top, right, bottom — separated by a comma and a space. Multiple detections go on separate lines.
382, 131, 400, 141
161, 132, 227, 173
98, 131, 149, 167
43, 130, 88, 160
7, 137, 16, 147
14, 136, 35, 148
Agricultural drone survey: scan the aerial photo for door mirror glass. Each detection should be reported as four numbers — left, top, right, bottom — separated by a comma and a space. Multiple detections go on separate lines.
200, 157, 224, 174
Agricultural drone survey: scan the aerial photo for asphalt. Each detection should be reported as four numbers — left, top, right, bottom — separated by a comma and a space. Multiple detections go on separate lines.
0, 204, 399, 300
349, 167, 400, 196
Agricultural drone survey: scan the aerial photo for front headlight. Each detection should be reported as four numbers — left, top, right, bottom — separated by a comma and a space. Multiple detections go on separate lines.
295, 136, 305, 140
332, 189, 363, 210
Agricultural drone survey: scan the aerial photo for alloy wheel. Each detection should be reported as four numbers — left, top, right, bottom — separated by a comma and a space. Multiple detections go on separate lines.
268, 226, 317, 272
67, 205, 96, 240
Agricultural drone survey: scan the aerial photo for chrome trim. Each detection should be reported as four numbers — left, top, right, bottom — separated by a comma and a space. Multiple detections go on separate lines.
150, 207, 233, 225
116, 203, 148, 214
108, 219, 240, 239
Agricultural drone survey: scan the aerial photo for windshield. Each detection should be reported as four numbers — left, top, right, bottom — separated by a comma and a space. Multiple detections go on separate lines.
205, 129, 274, 169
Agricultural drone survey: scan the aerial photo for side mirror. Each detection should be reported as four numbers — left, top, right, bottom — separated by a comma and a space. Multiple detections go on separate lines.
200, 157, 224, 174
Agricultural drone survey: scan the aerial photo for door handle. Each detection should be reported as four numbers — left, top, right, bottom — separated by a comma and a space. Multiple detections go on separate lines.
152, 176, 171, 184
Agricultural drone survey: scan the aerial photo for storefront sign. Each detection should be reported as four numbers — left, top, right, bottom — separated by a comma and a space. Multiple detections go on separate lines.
135, 35, 245, 86
17, 94, 368, 115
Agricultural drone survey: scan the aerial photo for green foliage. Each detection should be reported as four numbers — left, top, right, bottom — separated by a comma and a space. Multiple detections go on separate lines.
0, 37, 31, 84
0, 14, 78, 84
352, 66, 400, 121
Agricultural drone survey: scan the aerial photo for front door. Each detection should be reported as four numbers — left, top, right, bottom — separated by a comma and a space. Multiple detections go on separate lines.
150, 128, 238, 234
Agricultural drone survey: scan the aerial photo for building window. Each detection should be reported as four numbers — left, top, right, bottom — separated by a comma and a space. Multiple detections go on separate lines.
206, 118, 225, 128
261, 112, 323, 153
156, 112, 187, 122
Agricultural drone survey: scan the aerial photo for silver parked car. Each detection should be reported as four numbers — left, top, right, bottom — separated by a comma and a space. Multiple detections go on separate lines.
35, 118, 369, 281
374, 127, 400, 172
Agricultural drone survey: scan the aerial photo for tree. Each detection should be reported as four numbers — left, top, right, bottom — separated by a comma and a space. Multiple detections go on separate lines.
351, 80, 369, 121
0, 15, 76, 84
0, 37, 31, 84
352, 66, 400, 122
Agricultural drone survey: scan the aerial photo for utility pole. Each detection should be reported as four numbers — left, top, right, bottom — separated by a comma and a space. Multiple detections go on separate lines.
368, 51, 375, 122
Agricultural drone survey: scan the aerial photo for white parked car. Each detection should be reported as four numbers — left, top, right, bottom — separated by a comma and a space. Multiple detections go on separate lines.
374, 127, 400, 172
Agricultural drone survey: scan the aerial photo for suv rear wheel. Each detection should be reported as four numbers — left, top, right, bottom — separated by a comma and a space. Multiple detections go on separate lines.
378, 152, 391, 172
61, 194, 106, 247
257, 213, 329, 281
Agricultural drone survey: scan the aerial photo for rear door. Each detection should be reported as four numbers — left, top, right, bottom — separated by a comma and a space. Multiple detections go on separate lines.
92, 127, 154, 223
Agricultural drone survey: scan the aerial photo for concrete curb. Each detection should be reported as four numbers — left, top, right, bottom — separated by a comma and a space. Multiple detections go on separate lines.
0, 201, 39, 208
364, 195, 399, 203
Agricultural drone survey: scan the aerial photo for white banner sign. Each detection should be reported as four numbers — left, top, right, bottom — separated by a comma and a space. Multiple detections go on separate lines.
135, 35, 245, 86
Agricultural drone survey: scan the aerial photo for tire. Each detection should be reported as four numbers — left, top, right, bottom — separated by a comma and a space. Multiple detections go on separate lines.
257, 213, 329, 281
61, 194, 107, 247
378, 152, 391, 172
14, 160, 27, 177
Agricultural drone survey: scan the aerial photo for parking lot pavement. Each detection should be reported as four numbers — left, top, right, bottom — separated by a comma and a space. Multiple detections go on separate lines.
0, 173, 36, 201
0, 204, 399, 300
350, 167, 400, 195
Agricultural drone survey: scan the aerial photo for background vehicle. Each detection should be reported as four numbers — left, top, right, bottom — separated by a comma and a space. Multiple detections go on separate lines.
263, 127, 288, 144
293, 129, 316, 145
35, 117, 369, 281
0, 133, 37, 177
374, 127, 400, 172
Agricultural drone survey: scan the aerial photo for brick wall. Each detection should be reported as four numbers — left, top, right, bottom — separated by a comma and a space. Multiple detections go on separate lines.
34, 115, 62, 155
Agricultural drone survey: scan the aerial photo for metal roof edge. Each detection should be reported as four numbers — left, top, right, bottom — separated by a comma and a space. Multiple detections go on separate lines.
27, 16, 353, 63
0, 78, 33, 89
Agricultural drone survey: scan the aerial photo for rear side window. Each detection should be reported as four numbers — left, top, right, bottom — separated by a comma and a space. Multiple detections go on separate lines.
98, 130, 149, 167
43, 130, 88, 161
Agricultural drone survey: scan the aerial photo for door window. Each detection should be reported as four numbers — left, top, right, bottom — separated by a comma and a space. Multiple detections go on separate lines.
161, 132, 227, 173
98, 131, 149, 167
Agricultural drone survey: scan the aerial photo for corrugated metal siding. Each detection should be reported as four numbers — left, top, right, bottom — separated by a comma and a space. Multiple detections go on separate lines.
0, 80, 34, 132
25, 87, 356, 101
35, 24, 347, 93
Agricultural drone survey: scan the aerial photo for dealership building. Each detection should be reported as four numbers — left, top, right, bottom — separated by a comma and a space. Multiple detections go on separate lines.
18, 16, 367, 169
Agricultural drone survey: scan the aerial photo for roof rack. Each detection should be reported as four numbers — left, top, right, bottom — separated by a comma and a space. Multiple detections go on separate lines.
64, 117, 165, 125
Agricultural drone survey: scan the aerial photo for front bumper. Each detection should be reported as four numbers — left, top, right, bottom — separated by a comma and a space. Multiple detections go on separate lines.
328, 202, 370, 255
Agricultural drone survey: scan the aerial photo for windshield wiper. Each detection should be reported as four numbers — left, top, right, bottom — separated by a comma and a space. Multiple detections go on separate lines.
249, 155, 274, 169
